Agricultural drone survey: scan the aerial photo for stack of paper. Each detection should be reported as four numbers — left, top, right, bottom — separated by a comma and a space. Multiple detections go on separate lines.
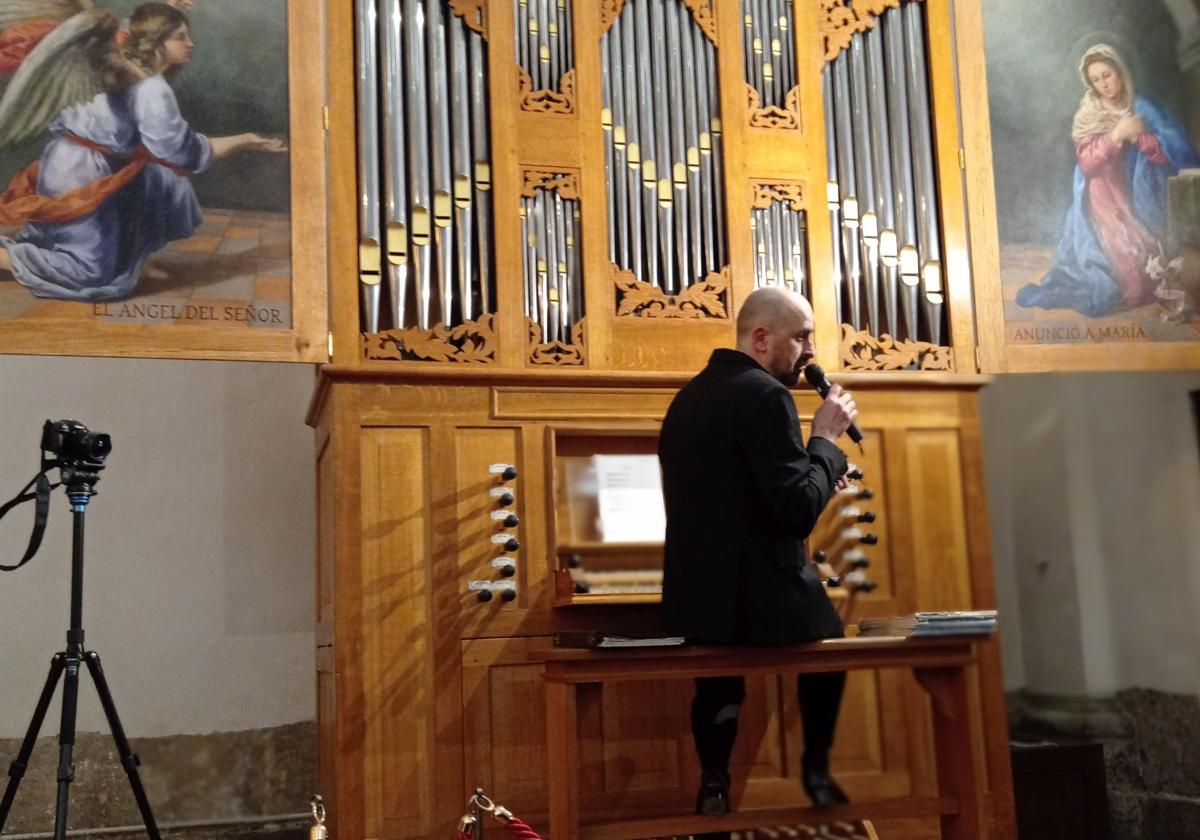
857, 610, 997, 638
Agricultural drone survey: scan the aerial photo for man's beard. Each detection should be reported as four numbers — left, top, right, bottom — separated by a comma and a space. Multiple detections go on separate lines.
775, 362, 803, 387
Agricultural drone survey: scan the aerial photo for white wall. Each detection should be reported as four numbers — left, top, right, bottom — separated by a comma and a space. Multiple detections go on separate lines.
982, 371, 1200, 698
0, 356, 316, 738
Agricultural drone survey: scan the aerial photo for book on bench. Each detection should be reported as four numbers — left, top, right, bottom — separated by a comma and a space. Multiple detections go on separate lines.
553, 631, 687, 649
857, 610, 997, 638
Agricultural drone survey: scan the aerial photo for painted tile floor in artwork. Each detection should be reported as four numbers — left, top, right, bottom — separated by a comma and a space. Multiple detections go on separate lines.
0, 208, 291, 329
1000, 242, 1200, 344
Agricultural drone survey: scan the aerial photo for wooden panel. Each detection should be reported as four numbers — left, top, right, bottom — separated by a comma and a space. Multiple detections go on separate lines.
904, 431, 973, 611
831, 670, 885, 774
751, 668, 912, 808
925, 0, 978, 373
316, 654, 337, 832
607, 321, 734, 374
734, 676, 790, 785
360, 428, 436, 838
462, 638, 695, 823
462, 637, 552, 816
316, 433, 334, 644
600, 681, 690, 792
493, 387, 676, 420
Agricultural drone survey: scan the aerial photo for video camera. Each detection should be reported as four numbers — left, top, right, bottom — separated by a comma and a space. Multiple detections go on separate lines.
41, 420, 112, 472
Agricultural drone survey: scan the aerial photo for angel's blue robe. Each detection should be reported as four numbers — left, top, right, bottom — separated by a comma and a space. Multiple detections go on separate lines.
0, 74, 211, 301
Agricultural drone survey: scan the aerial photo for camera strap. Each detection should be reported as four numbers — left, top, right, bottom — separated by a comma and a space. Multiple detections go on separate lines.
0, 471, 55, 572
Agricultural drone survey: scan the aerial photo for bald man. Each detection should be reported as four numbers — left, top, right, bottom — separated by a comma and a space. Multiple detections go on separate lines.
658, 287, 858, 820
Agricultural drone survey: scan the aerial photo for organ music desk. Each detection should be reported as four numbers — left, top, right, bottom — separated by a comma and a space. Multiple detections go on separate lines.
542, 636, 986, 840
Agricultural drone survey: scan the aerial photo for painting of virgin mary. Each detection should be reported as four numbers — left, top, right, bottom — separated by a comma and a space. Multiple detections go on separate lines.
1015, 43, 1200, 317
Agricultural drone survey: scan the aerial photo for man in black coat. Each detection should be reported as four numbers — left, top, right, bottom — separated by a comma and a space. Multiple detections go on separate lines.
658, 286, 858, 817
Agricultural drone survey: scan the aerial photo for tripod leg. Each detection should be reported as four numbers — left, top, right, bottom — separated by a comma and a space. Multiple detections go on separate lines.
84, 652, 161, 840
53, 652, 83, 840
0, 653, 66, 833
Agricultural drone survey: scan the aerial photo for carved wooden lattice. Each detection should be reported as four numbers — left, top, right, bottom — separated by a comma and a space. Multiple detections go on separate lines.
613, 264, 730, 319
819, 0, 926, 62
602, 0, 717, 43
528, 317, 586, 365
840, 324, 952, 371
681, 0, 717, 44
752, 181, 806, 211
600, 0, 626, 32
746, 83, 801, 130
448, 0, 487, 36
363, 315, 497, 363
518, 67, 576, 114
521, 168, 580, 199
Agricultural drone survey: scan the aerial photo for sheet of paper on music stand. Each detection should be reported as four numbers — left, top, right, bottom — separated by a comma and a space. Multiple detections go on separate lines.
592, 455, 666, 542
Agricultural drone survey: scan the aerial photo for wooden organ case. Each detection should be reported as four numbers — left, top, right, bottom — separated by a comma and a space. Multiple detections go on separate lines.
313, 0, 1015, 838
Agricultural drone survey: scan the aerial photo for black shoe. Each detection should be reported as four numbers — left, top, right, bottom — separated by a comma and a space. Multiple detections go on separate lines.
801, 767, 849, 809
695, 769, 731, 816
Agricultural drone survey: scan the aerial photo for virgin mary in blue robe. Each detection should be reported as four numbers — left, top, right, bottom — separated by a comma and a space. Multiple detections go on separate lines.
1016, 44, 1200, 317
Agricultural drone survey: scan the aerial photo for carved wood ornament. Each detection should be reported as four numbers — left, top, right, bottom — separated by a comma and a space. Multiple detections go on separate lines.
520, 168, 580, 199
602, 0, 717, 44
752, 181, 806, 212
528, 318, 587, 365
448, 0, 487, 37
819, 0, 925, 62
362, 315, 497, 363
746, 83, 802, 130
839, 324, 952, 371
613, 264, 730, 319
518, 67, 576, 114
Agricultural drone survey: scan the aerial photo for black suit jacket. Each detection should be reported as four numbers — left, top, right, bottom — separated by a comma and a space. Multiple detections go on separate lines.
659, 349, 848, 645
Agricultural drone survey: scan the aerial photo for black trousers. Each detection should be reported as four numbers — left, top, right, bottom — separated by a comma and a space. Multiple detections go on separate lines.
691, 671, 846, 777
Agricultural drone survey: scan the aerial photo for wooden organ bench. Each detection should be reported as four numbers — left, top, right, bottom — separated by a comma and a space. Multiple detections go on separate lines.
542, 637, 986, 840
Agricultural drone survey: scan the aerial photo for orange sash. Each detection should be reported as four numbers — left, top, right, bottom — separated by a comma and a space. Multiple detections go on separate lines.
0, 137, 188, 227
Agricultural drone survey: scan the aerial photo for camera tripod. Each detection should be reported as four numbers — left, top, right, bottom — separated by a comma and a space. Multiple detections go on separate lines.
0, 471, 161, 840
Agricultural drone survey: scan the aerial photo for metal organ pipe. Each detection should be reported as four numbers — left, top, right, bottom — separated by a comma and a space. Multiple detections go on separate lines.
865, 25, 898, 338
883, 6, 920, 340
426, 0, 454, 326
822, 64, 844, 324
903, 1, 944, 345
633, 0, 660, 289
355, 0, 382, 333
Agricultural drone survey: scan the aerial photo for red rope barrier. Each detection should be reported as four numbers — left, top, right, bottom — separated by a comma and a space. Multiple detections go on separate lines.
501, 815, 545, 840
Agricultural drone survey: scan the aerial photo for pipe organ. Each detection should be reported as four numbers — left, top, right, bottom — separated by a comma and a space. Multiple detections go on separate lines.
348, 0, 966, 370
317, 1, 1014, 838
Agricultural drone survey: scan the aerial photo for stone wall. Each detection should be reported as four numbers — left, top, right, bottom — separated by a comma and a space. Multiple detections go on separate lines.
0, 722, 314, 838
1009, 688, 1200, 839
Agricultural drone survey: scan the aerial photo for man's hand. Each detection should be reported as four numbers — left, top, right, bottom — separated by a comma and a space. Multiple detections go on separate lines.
811, 384, 857, 444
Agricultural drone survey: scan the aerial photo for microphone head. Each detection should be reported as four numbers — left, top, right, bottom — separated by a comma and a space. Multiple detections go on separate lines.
803, 364, 828, 392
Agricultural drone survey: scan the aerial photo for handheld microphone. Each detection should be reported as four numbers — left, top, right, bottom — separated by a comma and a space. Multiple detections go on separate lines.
803, 364, 864, 450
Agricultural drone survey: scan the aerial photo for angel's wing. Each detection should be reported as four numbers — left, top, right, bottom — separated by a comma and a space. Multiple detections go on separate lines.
0, 0, 93, 30
0, 7, 117, 148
